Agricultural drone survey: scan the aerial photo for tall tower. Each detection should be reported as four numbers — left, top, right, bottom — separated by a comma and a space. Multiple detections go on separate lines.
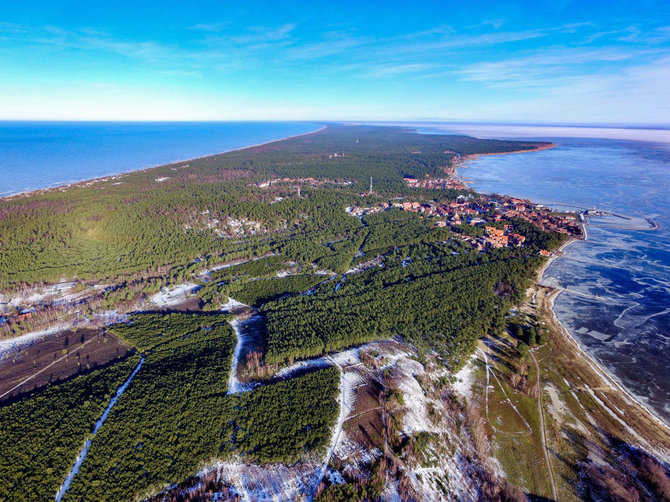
369, 177, 373, 195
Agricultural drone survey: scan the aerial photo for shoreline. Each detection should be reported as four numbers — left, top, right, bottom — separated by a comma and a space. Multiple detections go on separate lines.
0, 124, 327, 203
463, 142, 558, 162
538, 246, 670, 433
545, 285, 670, 433
535, 242, 670, 460
456, 145, 670, 443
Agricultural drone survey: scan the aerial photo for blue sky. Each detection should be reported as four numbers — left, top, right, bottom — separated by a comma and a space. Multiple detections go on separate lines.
1, 1, 669, 124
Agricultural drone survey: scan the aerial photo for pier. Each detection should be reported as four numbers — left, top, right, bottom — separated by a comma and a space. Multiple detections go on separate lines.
579, 209, 657, 231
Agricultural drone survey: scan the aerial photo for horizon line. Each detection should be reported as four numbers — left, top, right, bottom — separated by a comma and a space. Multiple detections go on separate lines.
1, 118, 670, 130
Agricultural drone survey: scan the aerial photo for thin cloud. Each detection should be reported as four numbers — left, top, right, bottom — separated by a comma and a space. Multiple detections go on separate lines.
0, 22, 25, 34
454, 47, 661, 87
230, 23, 296, 44
366, 63, 434, 77
391, 22, 590, 55
282, 34, 367, 61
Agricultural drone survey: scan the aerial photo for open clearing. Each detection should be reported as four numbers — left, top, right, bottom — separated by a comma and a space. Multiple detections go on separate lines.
0, 328, 131, 402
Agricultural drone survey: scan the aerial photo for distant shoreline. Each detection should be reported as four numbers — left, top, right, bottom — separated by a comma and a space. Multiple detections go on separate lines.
466, 142, 558, 160
0, 124, 327, 203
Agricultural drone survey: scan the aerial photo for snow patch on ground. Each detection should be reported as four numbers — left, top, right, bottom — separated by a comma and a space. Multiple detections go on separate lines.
0, 324, 69, 357
452, 355, 477, 400
0, 282, 75, 310
544, 382, 570, 423
226, 298, 262, 395
149, 282, 200, 308
0, 310, 126, 358
393, 358, 440, 435
53, 284, 109, 306
318, 343, 483, 502
220, 297, 248, 313
204, 460, 323, 501
334, 433, 382, 465
227, 316, 262, 395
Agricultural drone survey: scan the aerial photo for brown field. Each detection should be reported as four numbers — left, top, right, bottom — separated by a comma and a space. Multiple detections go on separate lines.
343, 378, 385, 450
0, 328, 132, 403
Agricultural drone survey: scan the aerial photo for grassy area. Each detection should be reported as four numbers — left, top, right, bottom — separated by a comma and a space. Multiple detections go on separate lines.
474, 333, 554, 498
476, 283, 670, 501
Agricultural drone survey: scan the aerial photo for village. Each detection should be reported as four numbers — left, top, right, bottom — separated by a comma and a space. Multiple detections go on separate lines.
403, 175, 468, 191
347, 191, 583, 254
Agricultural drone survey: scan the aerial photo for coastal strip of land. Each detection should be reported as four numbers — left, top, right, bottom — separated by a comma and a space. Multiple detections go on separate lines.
0, 125, 327, 203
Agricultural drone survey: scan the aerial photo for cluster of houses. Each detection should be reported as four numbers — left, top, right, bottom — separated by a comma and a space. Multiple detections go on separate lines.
403, 176, 467, 191
347, 193, 582, 254
252, 177, 354, 189
483, 225, 526, 248
491, 196, 582, 236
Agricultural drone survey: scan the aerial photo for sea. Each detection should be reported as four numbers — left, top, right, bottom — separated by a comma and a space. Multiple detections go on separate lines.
417, 123, 670, 425
0, 121, 319, 197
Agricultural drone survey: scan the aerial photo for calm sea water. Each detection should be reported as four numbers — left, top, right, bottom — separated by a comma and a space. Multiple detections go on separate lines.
420, 123, 670, 424
0, 121, 319, 196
